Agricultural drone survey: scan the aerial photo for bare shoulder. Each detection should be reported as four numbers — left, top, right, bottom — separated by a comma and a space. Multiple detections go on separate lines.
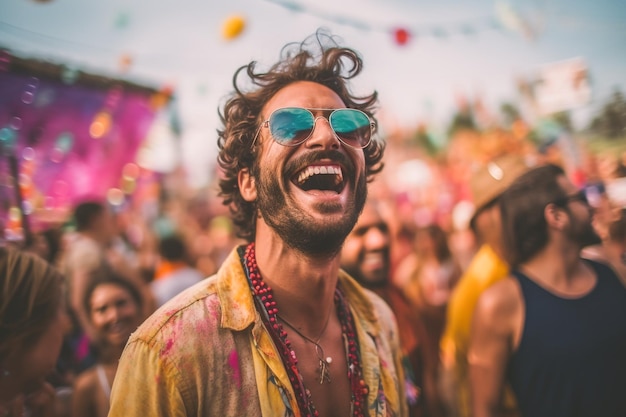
72, 367, 98, 396
393, 253, 418, 288
474, 277, 522, 330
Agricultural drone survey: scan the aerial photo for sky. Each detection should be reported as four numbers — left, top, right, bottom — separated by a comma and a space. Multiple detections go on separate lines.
1, 0, 625, 186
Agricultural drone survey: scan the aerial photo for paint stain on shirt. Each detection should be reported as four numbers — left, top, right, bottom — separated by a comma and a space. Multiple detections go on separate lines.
161, 338, 174, 357
228, 349, 242, 389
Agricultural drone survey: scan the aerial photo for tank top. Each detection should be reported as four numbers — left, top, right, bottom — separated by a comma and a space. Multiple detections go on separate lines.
96, 365, 111, 400
507, 259, 626, 417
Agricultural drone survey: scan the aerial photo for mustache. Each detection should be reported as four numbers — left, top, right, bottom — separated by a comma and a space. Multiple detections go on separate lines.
284, 149, 355, 178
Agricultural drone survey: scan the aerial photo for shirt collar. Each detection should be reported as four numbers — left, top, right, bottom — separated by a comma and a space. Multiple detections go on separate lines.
217, 245, 380, 338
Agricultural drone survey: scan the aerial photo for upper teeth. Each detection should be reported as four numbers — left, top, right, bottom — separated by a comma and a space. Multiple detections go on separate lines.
297, 165, 343, 184
110, 323, 126, 333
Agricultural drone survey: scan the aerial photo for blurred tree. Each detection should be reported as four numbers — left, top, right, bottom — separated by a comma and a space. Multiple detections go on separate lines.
553, 111, 573, 132
500, 102, 521, 126
447, 108, 476, 136
589, 88, 626, 138
412, 124, 439, 156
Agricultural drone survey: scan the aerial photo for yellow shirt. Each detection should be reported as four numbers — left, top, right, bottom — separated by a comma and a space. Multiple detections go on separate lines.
440, 244, 517, 417
108, 246, 407, 417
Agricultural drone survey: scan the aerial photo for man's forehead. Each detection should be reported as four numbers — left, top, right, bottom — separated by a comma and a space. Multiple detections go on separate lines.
261, 81, 344, 116
355, 205, 386, 229
557, 174, 577, 193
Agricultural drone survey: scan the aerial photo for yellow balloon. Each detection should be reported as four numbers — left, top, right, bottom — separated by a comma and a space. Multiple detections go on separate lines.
222, 15, 246, 40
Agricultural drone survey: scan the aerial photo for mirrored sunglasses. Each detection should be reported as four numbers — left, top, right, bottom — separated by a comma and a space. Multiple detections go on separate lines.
553, 190, 590, 207
261, 107, 375, 148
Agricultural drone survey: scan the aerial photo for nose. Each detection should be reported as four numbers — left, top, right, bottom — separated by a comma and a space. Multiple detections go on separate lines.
60, 309, 72, 334
365, 226, 389, 251
304, 116, 341, 149
105, 305, 122, 323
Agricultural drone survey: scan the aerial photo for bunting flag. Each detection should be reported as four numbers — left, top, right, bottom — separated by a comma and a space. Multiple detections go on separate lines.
222, 14, 246, 40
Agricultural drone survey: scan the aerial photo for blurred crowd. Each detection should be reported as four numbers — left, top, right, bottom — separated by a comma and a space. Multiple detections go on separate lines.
2, 122, 626, 417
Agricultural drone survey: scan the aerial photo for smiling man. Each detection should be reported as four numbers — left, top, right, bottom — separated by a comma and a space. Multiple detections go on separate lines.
341, 199, 442, 417
108, 32, 407, 417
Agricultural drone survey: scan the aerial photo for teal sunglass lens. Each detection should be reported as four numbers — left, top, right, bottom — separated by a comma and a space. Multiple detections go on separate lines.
330, 109, 371, 147
268, 108, 372, 147
270, 108, 314, 144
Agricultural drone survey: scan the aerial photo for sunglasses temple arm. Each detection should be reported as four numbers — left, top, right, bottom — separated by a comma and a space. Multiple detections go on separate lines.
252, 121, 269, 146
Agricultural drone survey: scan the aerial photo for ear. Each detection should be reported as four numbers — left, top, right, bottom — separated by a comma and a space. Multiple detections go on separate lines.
238, 168, 257, 202
544, 203, 566, 230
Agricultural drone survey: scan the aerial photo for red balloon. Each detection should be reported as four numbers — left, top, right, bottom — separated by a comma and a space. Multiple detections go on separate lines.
394, 28, 411, 46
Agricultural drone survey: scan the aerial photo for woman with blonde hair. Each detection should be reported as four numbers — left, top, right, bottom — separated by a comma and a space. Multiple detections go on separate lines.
0, 246, 68, 417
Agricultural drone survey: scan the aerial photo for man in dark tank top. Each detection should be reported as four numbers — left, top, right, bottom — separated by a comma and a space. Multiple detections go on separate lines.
467, 164, 626, 417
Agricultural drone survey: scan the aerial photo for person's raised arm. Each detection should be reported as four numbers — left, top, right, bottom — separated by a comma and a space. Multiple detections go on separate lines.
71, 372, 96, 417
70, 268, 97, 341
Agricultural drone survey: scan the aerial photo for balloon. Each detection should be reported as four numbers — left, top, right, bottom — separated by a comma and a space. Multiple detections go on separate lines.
222, 15, 246, 40
119, 53, 133, 72
393, 28, 411, 46
115, 12, 131, 29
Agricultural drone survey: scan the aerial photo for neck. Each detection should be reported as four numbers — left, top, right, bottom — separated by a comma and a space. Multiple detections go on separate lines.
81, 230, 106, 246
481, 228, 504, 260
604, 241, 626, 263
519, 245, 594, 292
252, 233, 340, 323
243, 242, 367, 413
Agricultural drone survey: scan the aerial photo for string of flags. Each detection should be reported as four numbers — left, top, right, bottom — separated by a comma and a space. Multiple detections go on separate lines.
262, 0, 540, 45
1, 0, 540, 74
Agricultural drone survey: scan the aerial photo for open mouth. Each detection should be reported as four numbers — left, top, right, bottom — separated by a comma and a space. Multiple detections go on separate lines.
362, 251, 387, 268
107, 321, 131, 337
292, 164, 345, 193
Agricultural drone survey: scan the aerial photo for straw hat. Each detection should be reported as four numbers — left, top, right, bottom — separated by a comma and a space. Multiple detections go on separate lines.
470, 154, 534, 223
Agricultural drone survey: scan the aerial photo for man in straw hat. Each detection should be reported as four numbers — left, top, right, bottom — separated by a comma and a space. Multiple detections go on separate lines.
469, 163, 626, 417
440, 154, 532, 417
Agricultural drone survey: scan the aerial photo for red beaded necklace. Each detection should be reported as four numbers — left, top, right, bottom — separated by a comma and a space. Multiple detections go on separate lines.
242, 242, 369, 417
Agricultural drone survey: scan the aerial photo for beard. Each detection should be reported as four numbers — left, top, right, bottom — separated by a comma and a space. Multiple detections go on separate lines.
341, 251, 390, 289
254, 150, 367, 257
577, 221, 602, 248
567, 212, 602, 248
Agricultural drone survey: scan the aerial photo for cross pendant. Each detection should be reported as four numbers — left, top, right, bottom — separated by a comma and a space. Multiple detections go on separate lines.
319, 359, 331, 384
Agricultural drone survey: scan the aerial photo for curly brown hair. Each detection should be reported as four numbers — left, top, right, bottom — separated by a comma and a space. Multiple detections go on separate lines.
217, 32, 385, 241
